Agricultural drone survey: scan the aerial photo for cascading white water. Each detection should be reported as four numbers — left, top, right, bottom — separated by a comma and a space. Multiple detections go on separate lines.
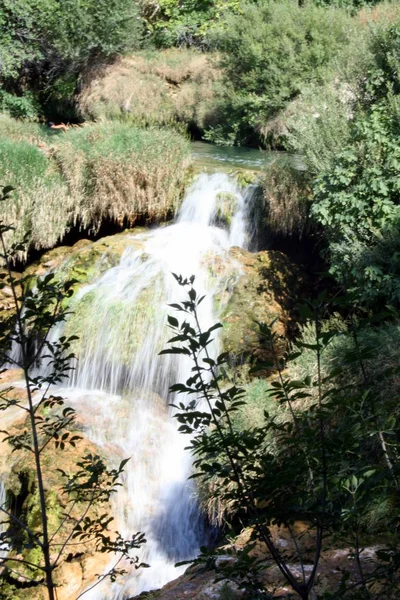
46, 173, 254, 598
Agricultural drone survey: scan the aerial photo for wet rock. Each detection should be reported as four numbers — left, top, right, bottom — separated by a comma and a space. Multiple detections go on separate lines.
133, 566, 244, 600
216, 247, 305, 366
0, 387, 115, 600
22, 230, 145, 296
136, 534, 388, 600
0, 269, 20, 318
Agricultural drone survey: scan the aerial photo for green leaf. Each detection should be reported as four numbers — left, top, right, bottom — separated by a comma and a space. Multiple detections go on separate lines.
167, 315, 179, 328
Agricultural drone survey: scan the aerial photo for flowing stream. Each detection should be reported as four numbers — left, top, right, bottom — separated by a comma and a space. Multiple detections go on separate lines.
3, 172, 256, 598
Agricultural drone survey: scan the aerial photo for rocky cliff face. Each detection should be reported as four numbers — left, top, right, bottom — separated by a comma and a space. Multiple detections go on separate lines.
217, 246, 304, 366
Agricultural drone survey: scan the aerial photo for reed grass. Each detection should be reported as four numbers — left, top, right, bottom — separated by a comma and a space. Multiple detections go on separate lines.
0, 137, 72, 258
0, 118, 192, 259
51, 122, 192, 230
78, 49, 220, 131
0, 113, 46, 143
261, 161, 312, 238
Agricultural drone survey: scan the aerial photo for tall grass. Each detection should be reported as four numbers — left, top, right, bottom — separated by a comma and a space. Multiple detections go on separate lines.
78, 49, 220, 132
0, 117, 192, 258
51, 122, 192, 230
0, 113, 46, 143
0, 137, 72, 258
261, 161, 312, 238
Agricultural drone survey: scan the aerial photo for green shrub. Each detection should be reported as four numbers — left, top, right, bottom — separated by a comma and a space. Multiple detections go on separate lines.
289, 314, 400, 409
206, 0, 354, 145
284, 84, 355, 174
283, 1, 400, 169
141, 0, 240, 49
0, 90, 41, 120
312, 103, 400, 303
279, 312, 400, 537
0, 0, 143, 86
314, 0, 380, 9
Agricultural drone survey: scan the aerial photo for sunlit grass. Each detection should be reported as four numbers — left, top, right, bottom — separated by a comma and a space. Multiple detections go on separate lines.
0, 117, 192, 259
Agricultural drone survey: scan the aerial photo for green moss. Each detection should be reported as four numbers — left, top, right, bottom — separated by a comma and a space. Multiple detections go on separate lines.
64, 274, 164, 365
22, 231, 143, 312
216, 248, 303, 366
230, 169, 259, 188
215, 192, 238, 227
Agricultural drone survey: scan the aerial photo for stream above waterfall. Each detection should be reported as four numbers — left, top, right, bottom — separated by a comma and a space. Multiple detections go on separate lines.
191, 141, 305, 174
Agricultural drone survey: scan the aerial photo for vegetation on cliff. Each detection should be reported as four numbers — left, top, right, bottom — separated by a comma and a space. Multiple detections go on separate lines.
0, 117, 191, 258
77, 49, 221, 135
260, 2, 400, 307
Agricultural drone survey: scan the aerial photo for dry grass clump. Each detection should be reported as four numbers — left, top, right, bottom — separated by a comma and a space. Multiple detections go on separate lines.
137, 48, 211, 84
0, 119, 191, 259
52, 122, 192, 231
358, 2, 400, 27
77, 49, 220, 131
78, 58, 175, 125
261, 161, 312, 238
0, 113, 46, 144
0, 137, 72, 260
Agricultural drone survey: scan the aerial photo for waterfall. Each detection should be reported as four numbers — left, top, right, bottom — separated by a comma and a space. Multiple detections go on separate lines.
48, 173, 254, 597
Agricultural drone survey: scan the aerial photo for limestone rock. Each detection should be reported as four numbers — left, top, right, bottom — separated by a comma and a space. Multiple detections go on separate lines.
133, 566, 244, 600
217, 247, 304, 365
22, 230, 145, 294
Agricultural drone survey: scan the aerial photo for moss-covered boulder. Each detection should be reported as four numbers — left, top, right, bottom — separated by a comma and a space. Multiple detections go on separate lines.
22, 230, 146, 297
214, 192, 238, 228
217, 248, 305, 365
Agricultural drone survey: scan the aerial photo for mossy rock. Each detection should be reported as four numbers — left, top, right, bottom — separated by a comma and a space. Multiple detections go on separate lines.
217, 247, 304, 365
230, 169, 260, 188
1, 415, 114, 599
215, 192, 238, 228
64, 270, 164, 366
21, 230, 146, 302
0, 269, 20, 320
